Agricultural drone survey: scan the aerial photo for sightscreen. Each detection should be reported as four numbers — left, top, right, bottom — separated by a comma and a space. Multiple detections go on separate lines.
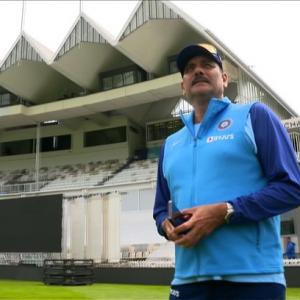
0, 194, 62, 252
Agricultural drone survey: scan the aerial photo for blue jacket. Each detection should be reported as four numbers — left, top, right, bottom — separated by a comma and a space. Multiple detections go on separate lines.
153, 97, 300, 280
285, 241, 296, 259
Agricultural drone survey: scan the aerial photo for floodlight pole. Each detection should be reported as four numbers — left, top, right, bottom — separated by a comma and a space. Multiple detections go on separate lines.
21, 0, 26, 33
35, 122, 40, 191
79, 0, 82, 15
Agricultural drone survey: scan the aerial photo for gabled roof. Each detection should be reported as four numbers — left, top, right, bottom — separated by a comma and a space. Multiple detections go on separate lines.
51, 13, 134, 91
53, 13, 108, 62
0, 33, 44, 72
24, 32, 54, 63
0, 32, 81, 103
117, 0, 181, 41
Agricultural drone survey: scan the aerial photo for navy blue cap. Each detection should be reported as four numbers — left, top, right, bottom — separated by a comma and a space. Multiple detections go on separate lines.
176, 43, 223, 76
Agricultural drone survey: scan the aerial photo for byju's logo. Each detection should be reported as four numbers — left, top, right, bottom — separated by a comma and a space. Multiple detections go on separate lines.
207, 134, 234, 143
218, 119, 233, 130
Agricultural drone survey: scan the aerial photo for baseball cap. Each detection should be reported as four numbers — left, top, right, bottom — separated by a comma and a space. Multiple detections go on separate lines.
176, 43, 223, 76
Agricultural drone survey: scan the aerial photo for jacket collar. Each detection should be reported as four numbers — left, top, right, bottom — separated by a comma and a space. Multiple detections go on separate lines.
180, 97, 231, 138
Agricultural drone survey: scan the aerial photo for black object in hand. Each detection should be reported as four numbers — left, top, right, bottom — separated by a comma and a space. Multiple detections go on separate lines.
168, 200, 191, 229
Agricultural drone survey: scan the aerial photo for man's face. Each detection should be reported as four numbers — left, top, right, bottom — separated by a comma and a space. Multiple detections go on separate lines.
181, 55, 228, 104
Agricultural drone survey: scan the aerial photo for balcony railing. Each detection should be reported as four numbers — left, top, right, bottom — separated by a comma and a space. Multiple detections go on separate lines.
0, 181, 48, 195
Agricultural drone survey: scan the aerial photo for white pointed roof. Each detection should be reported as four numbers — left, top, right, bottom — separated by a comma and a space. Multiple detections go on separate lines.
0, 33, 43, 72
51, 13, 134, 91
0, 32, 81, 103
52, 13, 108, 62
118, 0, 181, 41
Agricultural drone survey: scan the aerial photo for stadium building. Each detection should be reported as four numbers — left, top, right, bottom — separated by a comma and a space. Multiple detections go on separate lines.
0, 0, 300, 284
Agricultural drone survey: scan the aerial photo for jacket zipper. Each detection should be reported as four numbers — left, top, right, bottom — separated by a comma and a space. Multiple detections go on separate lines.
256, 223, 260, 250
192, 137, 198, 205
193, 135, 200, 273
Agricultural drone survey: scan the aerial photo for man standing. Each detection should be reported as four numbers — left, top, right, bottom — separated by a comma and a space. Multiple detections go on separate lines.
153, 43, 300, 300
285, 237, 296, 259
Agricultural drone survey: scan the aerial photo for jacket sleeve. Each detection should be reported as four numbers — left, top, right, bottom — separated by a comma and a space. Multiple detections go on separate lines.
153, 143, 170, 238
229, 102, 300, 223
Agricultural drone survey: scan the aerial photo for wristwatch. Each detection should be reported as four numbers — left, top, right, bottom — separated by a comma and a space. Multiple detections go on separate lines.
224, 202, 234, 223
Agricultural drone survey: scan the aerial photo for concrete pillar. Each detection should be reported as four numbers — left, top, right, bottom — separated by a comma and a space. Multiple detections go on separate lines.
70, 196, 85, 259
102, 192, 121, 263
86, 194, 104, 263
61, 198, 71, 259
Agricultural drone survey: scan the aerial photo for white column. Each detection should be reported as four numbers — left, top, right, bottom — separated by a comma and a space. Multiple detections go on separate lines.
70, 196, 85, 259
61, 198, 72, 259
102, 192, 121, 263
86, 194, 104, 263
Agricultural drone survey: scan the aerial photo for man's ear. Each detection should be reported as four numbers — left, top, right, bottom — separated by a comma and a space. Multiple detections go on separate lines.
222, 72, 229, 88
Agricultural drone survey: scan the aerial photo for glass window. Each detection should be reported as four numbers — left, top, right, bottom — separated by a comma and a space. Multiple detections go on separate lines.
41, 136, 53, 152
281, 220, 295, 235
123, 71, 135, 85
102, 77, 113, 91
0, 93, 11, 106
41, 135, 71, 152
0, 139, 34, 156
84, 126, 127, 147
136, 70, 143, 82
113, 74, 123, 88
147, 119, 183, 141
99, 67, 147, 91
56, 135, 71, 150
169, 60, 178, 74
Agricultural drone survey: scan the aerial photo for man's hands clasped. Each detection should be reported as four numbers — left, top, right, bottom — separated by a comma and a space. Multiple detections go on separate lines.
162, 203, 227, 248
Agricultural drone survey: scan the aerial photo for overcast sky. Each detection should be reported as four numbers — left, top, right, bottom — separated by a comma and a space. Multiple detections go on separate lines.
0, 1, 299, 116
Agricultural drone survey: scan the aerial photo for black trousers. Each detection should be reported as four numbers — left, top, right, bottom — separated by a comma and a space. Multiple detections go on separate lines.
169, 281, 285, 300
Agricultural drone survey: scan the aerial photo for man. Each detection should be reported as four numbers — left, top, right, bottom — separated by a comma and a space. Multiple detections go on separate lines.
285, 237, 296, 259
153, 43, 300, 300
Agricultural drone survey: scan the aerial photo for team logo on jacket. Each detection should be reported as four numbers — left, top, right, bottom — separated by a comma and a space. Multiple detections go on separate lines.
218, 119, 232, 130
207, 134, 234, 143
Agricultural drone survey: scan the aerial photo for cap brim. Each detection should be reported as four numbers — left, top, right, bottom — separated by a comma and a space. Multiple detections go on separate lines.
176, 45, 222, 75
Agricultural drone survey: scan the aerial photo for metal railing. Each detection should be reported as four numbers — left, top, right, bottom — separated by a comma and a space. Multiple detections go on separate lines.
284, 258, 300, 267
0, 181, 49, 194
0, 252, 62, 267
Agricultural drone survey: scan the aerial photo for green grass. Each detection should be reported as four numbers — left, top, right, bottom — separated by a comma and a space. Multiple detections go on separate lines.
0, 280, 169, 300
0, 280, 300, 299
287, 288, 300, 300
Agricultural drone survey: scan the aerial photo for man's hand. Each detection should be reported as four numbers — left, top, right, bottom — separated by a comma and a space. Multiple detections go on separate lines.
162, 218, 183, 241
172, 203, 227, 248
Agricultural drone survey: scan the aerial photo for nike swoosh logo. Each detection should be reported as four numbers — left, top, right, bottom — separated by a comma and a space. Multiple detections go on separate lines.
172, 140, 182, 147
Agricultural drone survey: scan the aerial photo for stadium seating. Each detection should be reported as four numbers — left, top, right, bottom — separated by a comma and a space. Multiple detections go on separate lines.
120, 243, 173, 262
0, 158, 158, 194
103, 158, 158, 186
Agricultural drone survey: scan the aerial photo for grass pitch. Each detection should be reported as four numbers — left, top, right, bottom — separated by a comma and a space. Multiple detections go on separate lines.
0, 280, 168, 299
0, 280, 300, 299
